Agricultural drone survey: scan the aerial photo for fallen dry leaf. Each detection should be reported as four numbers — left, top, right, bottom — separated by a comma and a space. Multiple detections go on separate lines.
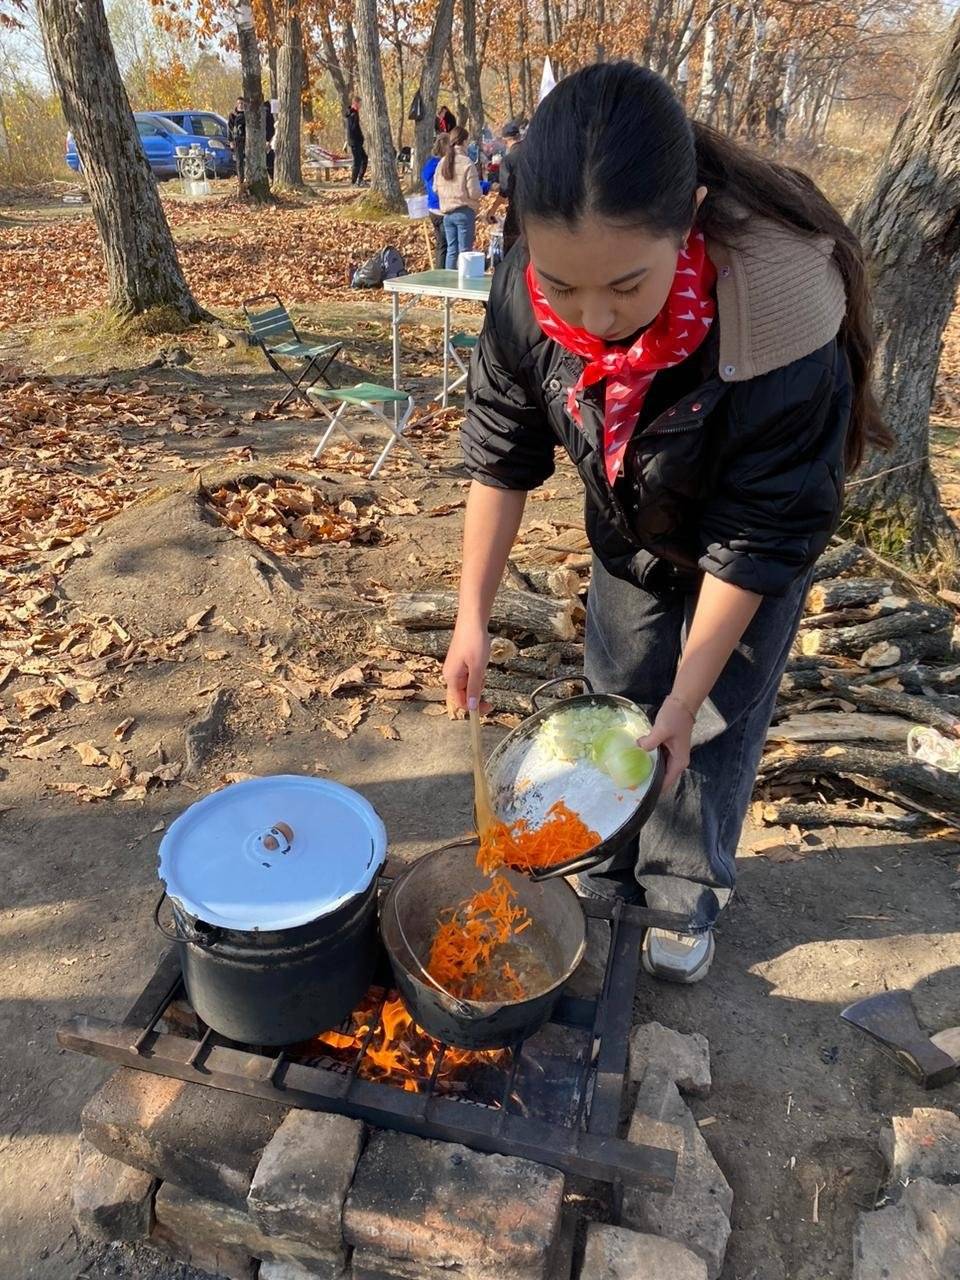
379, 670, 416, 690
113, 716, 135, 740
72, 740, 110, 767
376, 723, 401, 740
323, 664, 366, 696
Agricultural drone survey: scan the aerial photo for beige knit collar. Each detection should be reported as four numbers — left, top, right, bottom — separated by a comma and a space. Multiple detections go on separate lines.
707, 218, 846, 383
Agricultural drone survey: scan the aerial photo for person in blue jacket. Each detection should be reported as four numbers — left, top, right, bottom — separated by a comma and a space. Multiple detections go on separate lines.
422, 136, 448, 269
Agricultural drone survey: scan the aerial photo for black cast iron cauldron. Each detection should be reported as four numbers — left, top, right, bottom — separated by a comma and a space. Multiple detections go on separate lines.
156, 775, 387, 1046
484, 676, 665, 882
154, 878, 381, 1045
380, 841, 586, 1050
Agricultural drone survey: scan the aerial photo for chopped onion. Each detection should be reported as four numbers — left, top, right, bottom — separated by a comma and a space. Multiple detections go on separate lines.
538, 704, 653, 789
592, 728, 654, 790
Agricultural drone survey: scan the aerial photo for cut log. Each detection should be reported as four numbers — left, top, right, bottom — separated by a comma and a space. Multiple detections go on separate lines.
891, 663, 960, 695
375, 625, 520, 667
819, 676, 960, 736
813, 542, 867, 580
386, 588, 577, 642
767, 712, 915, 744
861, 632, 953, 668
758, 800, 922, 832
800, 602, 953, 658
516, 565, 582, 599
759, 745, 960, 817
807, 577, 892, 613
522, 641, 585, 667
799, 607, 881, 630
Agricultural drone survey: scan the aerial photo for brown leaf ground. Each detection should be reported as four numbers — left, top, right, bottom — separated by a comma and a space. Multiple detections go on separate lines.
1, 188, 960, 1280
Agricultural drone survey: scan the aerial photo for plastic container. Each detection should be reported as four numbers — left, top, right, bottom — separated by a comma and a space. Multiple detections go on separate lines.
405, 194, 429, 219
457, 250, 486, 284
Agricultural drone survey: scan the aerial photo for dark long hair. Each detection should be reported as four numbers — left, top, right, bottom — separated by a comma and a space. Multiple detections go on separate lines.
440, 125, 468, 181
515, 61, 888, 469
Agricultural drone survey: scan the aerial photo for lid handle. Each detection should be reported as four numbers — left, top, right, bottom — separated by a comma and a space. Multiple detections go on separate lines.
259, 821, 294, 855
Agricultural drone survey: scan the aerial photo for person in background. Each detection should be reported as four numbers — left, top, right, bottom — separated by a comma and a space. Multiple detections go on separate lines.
228, 97, 246, 183
444, 61, 887, 982
434, 125, 482, 270
436, 105, 457, 133
486, 120, 523, 255
422, 135, 449, 270
345, 97, 368, 186
264, 100, 276, 181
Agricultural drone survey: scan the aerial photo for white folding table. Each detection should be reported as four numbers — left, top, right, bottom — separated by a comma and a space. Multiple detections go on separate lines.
382, 270, 493, 409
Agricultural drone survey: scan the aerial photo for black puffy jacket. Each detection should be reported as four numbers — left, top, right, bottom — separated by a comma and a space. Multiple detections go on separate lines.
462, 227, 853, 598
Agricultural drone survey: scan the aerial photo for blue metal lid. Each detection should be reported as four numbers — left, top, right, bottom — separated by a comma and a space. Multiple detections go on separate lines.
158, 775, 387, 931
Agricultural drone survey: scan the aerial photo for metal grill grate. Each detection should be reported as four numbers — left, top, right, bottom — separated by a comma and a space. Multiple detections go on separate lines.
58, 878, 681, 1193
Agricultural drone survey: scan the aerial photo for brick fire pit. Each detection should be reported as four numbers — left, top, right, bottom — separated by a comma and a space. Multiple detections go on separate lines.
67, 886, 731, 1278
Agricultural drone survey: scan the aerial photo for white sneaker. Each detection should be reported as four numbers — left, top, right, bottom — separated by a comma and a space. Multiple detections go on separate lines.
641, 928, 715, 983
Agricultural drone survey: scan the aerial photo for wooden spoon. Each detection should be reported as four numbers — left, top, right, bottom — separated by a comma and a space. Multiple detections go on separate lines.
469, 704, 496, 839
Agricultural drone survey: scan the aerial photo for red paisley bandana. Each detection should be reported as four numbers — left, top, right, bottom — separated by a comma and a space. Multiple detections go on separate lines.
526, 230, 717, 484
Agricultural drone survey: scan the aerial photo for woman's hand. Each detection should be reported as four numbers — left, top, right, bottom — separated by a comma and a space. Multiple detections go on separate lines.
443, 621, 492, 716
639, 695, 695, 789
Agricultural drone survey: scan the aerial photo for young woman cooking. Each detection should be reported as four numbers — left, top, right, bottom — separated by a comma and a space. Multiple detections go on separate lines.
442, 61, 888, 983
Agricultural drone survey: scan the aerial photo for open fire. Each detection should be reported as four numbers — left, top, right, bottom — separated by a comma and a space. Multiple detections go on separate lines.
301, 988, 510, 1094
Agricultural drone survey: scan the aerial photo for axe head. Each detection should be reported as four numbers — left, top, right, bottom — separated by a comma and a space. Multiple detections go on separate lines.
841, 989, 958, 1090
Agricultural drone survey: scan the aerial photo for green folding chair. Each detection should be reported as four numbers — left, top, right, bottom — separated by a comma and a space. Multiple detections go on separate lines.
307, 383, 426, 479
447, 331, 478, 397
243, 293, 343, 411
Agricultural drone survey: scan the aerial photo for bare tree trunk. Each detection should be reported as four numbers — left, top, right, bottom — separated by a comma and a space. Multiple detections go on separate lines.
318, 9, 352, 117
261, 0, 279, 97
35, 0, 205, 324
696, 8, 717, 122
852, 12, 960, 557
275, 0, 304, 189
461, 0, 485, 142
234, 0, 271, 202
354, 0, 405, 210
411, 0, 455, 184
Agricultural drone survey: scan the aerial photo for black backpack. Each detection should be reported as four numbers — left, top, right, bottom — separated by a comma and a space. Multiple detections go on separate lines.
351, 246, 406, 289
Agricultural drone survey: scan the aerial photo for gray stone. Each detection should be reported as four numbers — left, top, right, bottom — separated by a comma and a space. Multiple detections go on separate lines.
248, 1110, 362, 1249
343, 1132, 564, 1280
853, 1178, 960, 1280
622, 1068, 732, 1280
150, 1220, 256, 1280
629, 1022, 712, 1097
72, 1137, 157, 1242
82, 1067, 288, 1209
260, 1261, 348, 1280
581, 1224, 709, 1280
880, 1108, 960, 1190
564, 918, 610, 998
155, 1181, 346, 1277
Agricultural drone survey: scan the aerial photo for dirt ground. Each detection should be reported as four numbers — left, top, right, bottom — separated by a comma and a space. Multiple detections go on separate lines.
2, 195, 960, 1280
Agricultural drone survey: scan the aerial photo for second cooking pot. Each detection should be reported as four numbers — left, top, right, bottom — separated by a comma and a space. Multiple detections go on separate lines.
156, 775, 386, 1045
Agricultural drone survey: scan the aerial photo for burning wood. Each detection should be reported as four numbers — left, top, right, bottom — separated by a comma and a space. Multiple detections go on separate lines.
309, 989, 509, 1093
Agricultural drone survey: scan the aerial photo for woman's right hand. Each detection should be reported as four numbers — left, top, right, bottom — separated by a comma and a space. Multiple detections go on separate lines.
442, 620, 492, 716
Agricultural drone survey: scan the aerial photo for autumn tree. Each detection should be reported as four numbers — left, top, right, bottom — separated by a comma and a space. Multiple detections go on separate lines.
275, 0, 306, 188
232, 0, 272, 200
410, 0, 455, 180
852, 10, 960, 557
354, 0, 405, 209
35, 0, 206, 325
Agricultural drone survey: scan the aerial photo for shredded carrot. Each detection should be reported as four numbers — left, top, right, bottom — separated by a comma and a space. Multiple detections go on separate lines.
476, 800, 600, 875
427, 873, 529, 1000
425, 802, 599, 1005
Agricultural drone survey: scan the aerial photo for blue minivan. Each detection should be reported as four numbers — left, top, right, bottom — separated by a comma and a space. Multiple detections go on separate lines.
66, 111, 236, 179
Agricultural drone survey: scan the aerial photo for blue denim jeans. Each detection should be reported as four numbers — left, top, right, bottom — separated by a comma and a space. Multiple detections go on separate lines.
582, 557, 813, 929
443, 208, 476, 269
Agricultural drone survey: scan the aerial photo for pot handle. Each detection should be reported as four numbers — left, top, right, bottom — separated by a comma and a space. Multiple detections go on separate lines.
530, 674, 594, 710
153, 890, 222, 951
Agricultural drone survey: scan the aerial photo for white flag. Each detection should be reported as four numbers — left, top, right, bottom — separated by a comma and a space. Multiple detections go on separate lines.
539, 57, 557, 103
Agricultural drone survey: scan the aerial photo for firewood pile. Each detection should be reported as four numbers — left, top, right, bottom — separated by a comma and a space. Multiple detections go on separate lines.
378, 531, 960, 836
